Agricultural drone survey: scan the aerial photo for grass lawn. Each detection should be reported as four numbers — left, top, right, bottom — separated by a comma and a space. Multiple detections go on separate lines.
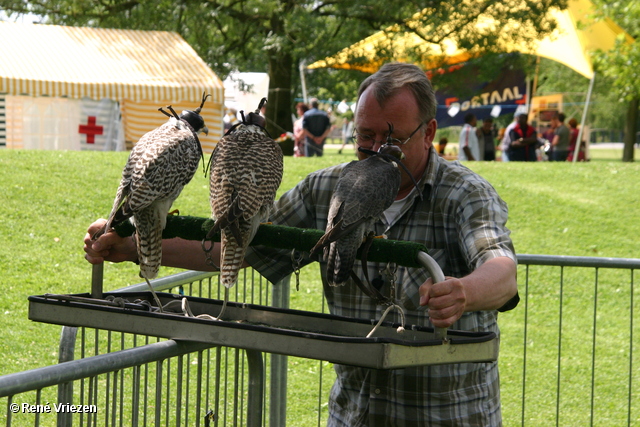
0, 146, 639, 424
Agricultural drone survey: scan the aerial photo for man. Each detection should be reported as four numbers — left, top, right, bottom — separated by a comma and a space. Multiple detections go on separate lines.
500, 116, 518, 162
85, 63, 518, 426
550, 112, 570, 161
507, 112, 539, 162
302, 98, 332, 157
458, 113, 480, 161
478, 117, 498, 161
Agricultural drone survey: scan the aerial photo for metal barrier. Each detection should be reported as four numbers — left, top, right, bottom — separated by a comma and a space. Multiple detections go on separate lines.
504, 255, 639, 426
0, 268, 277, 426
0, 255, 638, 426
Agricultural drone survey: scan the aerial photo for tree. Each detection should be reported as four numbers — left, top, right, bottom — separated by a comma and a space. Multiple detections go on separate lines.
1, 0, 565, 137
591, 0, 640, 162
535, 58, 629, 135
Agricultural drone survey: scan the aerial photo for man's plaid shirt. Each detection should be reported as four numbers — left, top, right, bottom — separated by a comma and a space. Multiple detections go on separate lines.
246, 148, 517, 426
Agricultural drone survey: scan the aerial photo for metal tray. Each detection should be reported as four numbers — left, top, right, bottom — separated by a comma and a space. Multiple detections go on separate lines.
28, 292, 498, 369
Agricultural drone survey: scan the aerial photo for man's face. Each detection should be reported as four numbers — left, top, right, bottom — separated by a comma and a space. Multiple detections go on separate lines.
354, 86, 436, 197
482, 120, 493, 131
518, 114, 528, 126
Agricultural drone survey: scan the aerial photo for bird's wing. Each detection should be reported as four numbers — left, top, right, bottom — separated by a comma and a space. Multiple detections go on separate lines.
322, 158, 400, 246
210, 129, 283, 226
126, 121, 200, 210
210, 125, 284, 288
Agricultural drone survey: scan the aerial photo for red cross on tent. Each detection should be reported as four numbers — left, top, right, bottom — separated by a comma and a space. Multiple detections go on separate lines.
79, 116, 104, 144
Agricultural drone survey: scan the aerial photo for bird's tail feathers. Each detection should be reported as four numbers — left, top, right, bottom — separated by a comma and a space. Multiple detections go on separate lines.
325, 234, 361, 286
219, 233, 248, 288
134, 211, 162, 280
326, 243, 356, 286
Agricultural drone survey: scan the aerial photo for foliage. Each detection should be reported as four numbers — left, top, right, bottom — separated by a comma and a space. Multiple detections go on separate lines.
589, 0, 640, 161
1, 0, 565, 135
535, 58, 628, 130
591, 0, 640, 101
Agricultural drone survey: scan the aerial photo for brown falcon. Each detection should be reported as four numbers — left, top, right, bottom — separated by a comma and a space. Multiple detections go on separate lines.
94, 93, 210, 281
311, 125, 413, 287
207, 98, 283, 289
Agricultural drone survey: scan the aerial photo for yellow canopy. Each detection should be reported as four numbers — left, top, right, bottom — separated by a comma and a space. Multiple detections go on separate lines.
308, 0, 633, 79
0, 21, 224, 102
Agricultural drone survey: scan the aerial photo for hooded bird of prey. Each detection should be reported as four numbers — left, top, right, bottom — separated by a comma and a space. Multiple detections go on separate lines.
93, 93, 210, 282
207, 98, 283, 291
311, 125, 409, 287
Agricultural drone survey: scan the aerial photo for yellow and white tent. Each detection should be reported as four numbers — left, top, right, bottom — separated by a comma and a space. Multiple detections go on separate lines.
0, 21, 224, 152
308, 0, 633, 80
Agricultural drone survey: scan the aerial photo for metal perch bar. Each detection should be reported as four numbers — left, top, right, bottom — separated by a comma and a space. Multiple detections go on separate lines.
98, 216, 449, 340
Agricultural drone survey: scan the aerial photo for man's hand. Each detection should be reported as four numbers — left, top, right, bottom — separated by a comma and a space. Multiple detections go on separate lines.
83, 219, 137, 264
419, 277, 467, 328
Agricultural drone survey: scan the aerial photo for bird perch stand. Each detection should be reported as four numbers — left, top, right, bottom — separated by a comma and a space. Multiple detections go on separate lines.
28, 216, 499, 369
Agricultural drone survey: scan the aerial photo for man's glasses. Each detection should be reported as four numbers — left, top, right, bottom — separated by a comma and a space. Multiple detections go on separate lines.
352, 122, 424, 149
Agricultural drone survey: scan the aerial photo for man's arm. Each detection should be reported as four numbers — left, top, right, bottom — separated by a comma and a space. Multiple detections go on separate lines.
302, 128, 323, 145
317, 124, 332, 143
83, 219, 227, 272
509, 131, 537, 147
419, 256, 517, 328
302, 124, 332, 145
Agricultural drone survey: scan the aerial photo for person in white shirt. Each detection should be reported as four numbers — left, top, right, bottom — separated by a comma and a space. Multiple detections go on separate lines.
500, 116, 518, 162
458, 113, 479, 161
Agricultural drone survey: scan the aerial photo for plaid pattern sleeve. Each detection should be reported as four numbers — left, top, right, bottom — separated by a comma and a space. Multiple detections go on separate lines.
244, 163, 345, 284
245, 151, 516, 426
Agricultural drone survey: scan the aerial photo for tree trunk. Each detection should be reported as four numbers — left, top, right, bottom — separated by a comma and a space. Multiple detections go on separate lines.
623, 97, 638, 162
266, 51, 294, 139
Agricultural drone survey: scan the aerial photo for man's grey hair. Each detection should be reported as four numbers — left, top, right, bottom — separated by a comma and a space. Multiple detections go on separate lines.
357, 62, 437, 124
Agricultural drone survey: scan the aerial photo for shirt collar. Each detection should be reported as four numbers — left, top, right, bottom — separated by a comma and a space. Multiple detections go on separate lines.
379, 147, 437, 231
418, 146, 439, 201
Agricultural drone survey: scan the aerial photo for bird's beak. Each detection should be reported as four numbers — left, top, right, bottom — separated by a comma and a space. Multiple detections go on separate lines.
201, 126, 209, 136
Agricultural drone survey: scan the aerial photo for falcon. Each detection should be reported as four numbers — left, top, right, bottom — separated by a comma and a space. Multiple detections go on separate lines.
207, 98, 283, 291
311, 126, 409, 287
93, 93, 210, 283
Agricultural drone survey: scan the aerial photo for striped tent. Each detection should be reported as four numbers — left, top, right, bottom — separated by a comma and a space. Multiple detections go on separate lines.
0, 21, 224, 152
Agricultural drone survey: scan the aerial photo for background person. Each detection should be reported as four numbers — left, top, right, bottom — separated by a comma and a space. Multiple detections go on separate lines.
567, 117, 586, 162
302, 98, 331, 157
507, 112, 539, 161
337, 109, 354, 155
293, 102, 309, 157
550, 112, 570, 161
500, 115, 518, 162
223, 107, 239, 133
458, 113, 479, 161
437, 136, 448, 156
478, 117, 498, 161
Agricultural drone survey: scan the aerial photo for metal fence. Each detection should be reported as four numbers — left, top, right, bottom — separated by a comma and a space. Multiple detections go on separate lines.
0, 255, 638, 426
0, 269, 277, 427
502, 255, 639, 426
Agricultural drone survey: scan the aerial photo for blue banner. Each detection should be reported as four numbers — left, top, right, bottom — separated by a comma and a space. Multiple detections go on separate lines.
434, 67, 527, 128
